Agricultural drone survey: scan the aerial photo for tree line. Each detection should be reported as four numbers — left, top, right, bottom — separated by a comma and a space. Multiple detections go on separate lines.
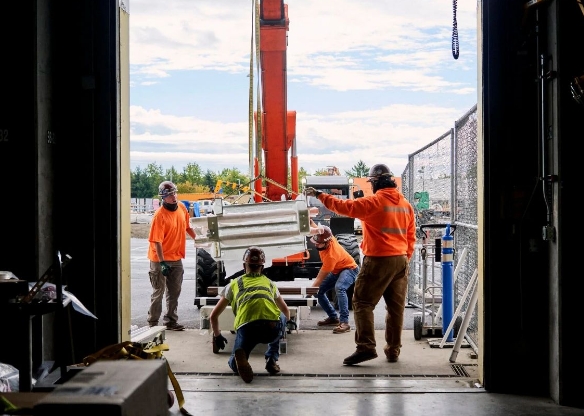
131, 160, 370, 198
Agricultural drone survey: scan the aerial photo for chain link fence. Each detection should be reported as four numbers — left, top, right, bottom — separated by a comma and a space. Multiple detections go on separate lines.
402, 104, 478, 351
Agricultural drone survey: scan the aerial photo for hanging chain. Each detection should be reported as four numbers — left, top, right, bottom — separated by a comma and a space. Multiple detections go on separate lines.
452, 0, 459, 60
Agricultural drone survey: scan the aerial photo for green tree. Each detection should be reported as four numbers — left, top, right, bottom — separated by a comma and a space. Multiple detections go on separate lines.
203, 170, 218, 193
179, 162, 204, 185
144, 162, 165, 197
297, 167, 309, 184
176, 181, 209, 193
345, 160, 369, 178
314, 168, 329, 176
164, 166, 180, 183
130, 166, 152, 198
216, 167, 250, 195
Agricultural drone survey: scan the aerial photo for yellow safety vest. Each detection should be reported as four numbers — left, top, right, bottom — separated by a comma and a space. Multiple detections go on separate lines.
230, 274, 280, 329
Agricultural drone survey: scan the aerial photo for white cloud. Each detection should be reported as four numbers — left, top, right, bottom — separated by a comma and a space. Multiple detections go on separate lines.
129, 0, 477, 178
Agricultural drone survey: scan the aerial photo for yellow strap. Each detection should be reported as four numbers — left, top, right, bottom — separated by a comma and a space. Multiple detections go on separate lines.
80, 341, 190, 413
0, 396, 18, 412
165, 360, 192, 415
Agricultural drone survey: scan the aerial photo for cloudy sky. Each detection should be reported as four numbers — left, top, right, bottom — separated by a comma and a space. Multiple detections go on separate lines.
129, 0, 477, 178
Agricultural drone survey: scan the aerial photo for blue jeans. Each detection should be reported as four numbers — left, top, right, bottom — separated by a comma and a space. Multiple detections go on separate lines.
317, 266, 359, 323
227, 312, 287, 372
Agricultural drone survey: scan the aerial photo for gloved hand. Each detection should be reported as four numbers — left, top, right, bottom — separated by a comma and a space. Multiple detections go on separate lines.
304, 187, 318, 197
160, 261, 171, 276
212, 333, 228, 354
286, 320, 297, 332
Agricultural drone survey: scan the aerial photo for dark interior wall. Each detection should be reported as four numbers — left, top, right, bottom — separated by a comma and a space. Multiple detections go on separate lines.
482, 0, 551, 397
555, 1, 584, 408
483, 0, 583, 406
0, 3, 38, 278
51, 0, 121, 362
0, 0, 121, 368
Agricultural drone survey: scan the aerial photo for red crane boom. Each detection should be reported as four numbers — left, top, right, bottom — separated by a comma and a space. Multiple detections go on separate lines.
254, 0, 297, 202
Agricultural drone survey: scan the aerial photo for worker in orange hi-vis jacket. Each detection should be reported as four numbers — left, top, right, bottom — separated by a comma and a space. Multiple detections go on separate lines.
308, 220, 359, 334
147, 180, 197, 331
305, 163, 416, 366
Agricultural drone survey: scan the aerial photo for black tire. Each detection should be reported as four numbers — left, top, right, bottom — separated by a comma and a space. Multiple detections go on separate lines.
336, 233, 361, 265
414, 315, 423, 340
195, 248, 227, 299
328, 233, 361, 310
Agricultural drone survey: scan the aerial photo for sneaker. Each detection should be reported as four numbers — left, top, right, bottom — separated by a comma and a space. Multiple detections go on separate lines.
234, 349, 254, 383
342, 350, 378, 366
265, 357, 280, 375
317, 316, 340, 326
332, 323, 350, 334
165, 322, 185, 331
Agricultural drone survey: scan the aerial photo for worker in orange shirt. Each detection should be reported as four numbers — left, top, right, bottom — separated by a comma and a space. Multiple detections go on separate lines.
309, 220, 359, 334
305, 164, 416, 365
147, 181, 197, 331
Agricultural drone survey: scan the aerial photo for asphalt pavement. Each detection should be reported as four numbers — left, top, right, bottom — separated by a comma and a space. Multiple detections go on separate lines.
130, 236, 417, 331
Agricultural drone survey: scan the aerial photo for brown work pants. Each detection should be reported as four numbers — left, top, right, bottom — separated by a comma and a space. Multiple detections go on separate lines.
352, 255, 409, 355
147, 260, 184, 326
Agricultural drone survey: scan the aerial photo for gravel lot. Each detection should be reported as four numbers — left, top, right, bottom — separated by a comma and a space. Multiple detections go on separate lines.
131, 222, 151, 239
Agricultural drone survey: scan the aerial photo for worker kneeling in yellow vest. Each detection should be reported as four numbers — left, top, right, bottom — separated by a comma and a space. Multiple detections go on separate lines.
208, 246, 293, 383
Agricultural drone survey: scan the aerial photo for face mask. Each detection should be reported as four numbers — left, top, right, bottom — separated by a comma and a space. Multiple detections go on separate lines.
162, 202, 178, 211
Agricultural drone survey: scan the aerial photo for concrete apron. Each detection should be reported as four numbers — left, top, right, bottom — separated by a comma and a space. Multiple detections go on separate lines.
162, 328, 480, 393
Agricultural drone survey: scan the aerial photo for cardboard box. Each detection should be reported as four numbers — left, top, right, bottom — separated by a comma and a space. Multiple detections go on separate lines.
34, 360, 168, 416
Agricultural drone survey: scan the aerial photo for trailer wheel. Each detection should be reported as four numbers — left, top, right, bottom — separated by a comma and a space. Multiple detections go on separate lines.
328, 233, 361, 310
414, 315, 423, 340
195, 248, 227, 302
335, 233, 361, 265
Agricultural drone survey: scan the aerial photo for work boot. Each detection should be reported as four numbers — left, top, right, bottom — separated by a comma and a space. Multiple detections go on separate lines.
265, 357, 280, 375
318, 316, 340, 326
332, 322, 350, 334
342, 350, 378, 366
165, 322, 185, 331
386, 347, 400, 363
234, 349, 254, 383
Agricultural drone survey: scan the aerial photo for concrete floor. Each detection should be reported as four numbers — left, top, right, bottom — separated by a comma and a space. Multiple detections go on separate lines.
169, 388, 584, 416
127, 229, 583, 415
157, 329, 584, 416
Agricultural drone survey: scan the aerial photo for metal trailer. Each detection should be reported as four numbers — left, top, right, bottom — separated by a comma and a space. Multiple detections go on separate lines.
413, 223, 461, 340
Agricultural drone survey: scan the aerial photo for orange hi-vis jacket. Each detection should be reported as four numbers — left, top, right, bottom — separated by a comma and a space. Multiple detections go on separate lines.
147, 203, 191, 262
319, 236, 358, 274
318, 187, 416, 259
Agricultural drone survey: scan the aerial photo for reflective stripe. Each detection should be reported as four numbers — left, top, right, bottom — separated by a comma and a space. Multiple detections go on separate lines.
231, 275, 280, 328
235, 292, 276, 310
383, 206, 411, 213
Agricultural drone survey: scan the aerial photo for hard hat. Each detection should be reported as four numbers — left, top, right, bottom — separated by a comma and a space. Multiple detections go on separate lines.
158, 181, 177, 198
243, 246, 266, 265
311, 226, 333, 245
366, 164, 393, 182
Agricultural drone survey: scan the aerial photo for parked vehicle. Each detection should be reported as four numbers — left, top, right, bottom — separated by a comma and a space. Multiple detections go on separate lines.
354, 218, 362, 235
